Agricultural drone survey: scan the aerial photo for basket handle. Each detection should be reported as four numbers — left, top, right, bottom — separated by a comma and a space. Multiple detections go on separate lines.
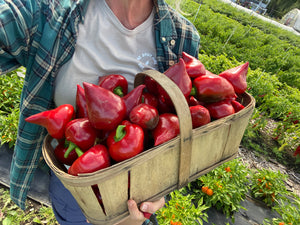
134, 70, 193, 189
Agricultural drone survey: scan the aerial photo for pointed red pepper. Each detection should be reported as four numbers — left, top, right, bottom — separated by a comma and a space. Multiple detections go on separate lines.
25, 104, 74, 139
182, 51, 206, 78
83, 82, 126, 131
218, 62, 249, 94
76, 85, 88, 118
107, 121, 144, 162
159, 58, 192, 100
122, 84, 145, 117
193, 74, 236, 103
98, 74, 128, 97
64, 118, 98, 151
68, 144, 111, 176
151, 113, 180, 146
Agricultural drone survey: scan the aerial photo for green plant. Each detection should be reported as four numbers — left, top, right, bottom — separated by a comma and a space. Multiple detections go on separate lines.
156, 189, 209, 225
0, 67, 24, 147
0, 186, 58, 224
250, 168, 289, 207
263, 194, 300, 225
186, 159, 250, 221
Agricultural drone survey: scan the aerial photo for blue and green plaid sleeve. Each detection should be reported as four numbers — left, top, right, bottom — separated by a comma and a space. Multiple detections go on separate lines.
0, 0, 39, 74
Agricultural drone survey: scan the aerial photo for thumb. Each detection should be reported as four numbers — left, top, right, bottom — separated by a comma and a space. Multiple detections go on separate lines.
140, 197, 165, 214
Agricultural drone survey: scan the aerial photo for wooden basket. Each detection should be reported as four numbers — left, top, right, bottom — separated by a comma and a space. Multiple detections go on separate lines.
42, 70, 255, 225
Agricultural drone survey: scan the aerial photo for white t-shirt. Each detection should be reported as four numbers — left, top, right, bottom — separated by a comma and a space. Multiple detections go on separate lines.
54, 0, 158, 108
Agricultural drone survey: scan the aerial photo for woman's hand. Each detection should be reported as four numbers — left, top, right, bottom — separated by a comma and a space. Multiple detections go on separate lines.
115, 197, 165, 225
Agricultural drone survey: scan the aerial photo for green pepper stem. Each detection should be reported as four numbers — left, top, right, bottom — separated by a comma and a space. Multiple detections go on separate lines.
75, 148, 84, 157
114, 125, 126, 142
64, 142, 83, 158
190, 86, 197, 96
64, 142, 76, 158
113, 86, 124, 97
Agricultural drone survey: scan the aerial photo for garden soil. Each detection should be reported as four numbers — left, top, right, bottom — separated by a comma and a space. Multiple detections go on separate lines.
0, 143, 299, 224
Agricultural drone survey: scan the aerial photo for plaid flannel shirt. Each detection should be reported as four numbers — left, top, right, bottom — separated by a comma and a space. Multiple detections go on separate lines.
0, 0, 200, 210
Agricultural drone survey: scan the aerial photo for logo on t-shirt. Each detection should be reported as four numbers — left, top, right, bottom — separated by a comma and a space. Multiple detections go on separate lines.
137, 52, 158, 71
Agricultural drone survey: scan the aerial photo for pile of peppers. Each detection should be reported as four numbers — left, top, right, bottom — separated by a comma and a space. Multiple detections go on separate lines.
25, 52, 249, 176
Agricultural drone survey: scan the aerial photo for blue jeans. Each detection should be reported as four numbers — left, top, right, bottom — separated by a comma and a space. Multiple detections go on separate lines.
49, 171, 155, 225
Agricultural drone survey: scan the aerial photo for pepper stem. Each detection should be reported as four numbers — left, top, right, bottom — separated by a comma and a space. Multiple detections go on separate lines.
64, 142, 76, 158
190, 86, 197, 96
75, 148, 84, 157
64, 142, 83, 158
113, 86, 124, 97
114, 125, 126, 142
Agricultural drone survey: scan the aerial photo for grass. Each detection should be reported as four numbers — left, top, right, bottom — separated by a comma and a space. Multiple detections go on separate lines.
0, 184, 58, 225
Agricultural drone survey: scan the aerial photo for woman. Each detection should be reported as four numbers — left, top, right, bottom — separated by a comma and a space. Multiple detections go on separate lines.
0, 0, 200, 224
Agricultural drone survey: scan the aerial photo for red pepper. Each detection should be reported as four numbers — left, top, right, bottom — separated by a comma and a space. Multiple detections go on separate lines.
122, 84, 145, 117
144, 76, 159, 96
140, 92, 158, 109
293, 145, 300, 157
83, 82, 126, 131
129, 103, 159, 130
189, 105, 211, 129
68, 144, 111, 176
157, 93, 175, 114
76, 85, 88, 118
159, 58, 192, 100
181, 51, 206, 78
205, 99, 235, 119
107, 121, 144, 162
187, 95, 203, 106
64, 118, 98, 151
54, 141, 78, 166
151, 113, 180, 146
25, 104, 74, 139
98, 74, 128, 97
231, 100, 245, 112
219, 62, 249, 94
193, 74, 236, 103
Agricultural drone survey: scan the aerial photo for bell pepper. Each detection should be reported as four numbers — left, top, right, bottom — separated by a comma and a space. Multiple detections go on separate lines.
83, 82, 126, 131
54, 141, 78, 166
205, 99, 235, 119
193, 74, 236, 103
68, 144, 111, 176
107, 121, 144, 162
219, 62, 249, 94
25, 104, 74, 139
129, 103, 159, 130
181, 51, 206, 78
64, 118, 98, 151
98, 74, 128, 97
76, 85, 88, 118
122, 84, 145, 117
231, 100, 245, 112
151, 113, 180, 146
189, 105, 211, 129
